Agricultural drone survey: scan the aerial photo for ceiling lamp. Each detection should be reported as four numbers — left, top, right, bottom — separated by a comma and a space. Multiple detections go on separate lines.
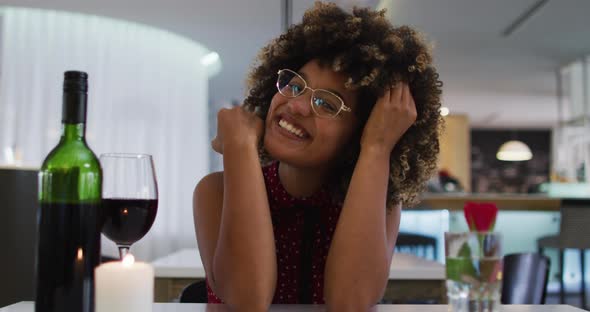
496, 140, 533, 161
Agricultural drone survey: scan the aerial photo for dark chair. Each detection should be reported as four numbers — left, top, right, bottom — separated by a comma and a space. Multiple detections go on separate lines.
537, 200, 590, 308
179, 280, 208, 303
501, 252, 550, 304
395, 232, 438, 261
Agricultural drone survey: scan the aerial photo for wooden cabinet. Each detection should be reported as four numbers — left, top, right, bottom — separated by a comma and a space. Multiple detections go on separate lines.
438, 114, 471, 191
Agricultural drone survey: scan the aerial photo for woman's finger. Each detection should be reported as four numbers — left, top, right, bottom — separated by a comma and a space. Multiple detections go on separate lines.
400, 83, 407, 105
406, 87, 418, 122
404, 84, 415, 109
211, 137, 223, 155
379, 85, 392, 105
391, 83, 403, 105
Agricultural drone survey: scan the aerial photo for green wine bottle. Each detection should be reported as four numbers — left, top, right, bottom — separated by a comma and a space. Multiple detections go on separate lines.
36, 71, 102, 312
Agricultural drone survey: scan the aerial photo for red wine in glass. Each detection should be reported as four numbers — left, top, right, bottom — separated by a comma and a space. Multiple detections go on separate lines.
100, 153, 158, 259
102, 198, 158, 246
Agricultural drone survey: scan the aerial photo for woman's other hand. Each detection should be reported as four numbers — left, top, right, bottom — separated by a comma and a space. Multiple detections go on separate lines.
211, 105, 264, 155
360, 83, 417, 155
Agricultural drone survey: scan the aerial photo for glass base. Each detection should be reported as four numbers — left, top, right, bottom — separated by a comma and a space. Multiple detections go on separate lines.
447, 280, 501, 312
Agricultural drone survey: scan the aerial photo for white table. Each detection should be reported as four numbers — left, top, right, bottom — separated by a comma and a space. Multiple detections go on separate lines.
151, 248, 445, 303
2, 302, 588, 312
152, 248, 445, 280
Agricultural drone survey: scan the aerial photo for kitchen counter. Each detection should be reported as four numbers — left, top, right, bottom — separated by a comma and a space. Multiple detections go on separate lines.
417, 193, 590, 211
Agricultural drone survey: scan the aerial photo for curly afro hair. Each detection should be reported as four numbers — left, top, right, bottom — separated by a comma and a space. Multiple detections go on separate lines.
243, 2, 444, 209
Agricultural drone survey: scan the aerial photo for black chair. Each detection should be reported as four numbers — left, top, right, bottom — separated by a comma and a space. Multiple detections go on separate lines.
179, 280, 208, 303
537, 200, 590, 308
395, 232, 438, 261
501, 252, 550, 304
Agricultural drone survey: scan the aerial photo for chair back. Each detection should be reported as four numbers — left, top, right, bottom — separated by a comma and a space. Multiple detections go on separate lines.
179, 280, 208, 303
559, 200, 590, 249
501, 252, 550, 304
395, 232, 437, 260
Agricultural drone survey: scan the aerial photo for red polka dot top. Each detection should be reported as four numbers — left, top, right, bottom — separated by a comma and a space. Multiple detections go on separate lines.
206, 161, 343, 304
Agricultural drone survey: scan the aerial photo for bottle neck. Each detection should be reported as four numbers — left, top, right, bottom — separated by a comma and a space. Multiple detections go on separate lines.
62, 91, 87, 124
61, 123, 85, 142
61, 88, 87, 142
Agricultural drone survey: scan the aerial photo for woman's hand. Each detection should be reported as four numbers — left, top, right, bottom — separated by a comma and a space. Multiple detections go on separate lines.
360, 83, 417, 155
211, 105, 264, 155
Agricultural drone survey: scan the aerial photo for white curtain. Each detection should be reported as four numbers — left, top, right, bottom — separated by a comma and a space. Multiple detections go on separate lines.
554, 58, 590, 183
0, 7, 218, 260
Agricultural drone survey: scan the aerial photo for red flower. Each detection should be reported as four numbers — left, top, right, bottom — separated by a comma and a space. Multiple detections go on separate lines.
463, 202, 498, 232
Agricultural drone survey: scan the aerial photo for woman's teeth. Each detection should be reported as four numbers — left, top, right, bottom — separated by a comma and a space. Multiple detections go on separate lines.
279, 119, 305, 138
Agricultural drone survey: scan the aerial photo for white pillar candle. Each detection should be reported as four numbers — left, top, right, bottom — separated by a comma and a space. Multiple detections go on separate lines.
95, 254, 154, 312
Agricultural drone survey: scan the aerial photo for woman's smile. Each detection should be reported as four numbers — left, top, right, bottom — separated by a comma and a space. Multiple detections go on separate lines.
272, 113, 311, 142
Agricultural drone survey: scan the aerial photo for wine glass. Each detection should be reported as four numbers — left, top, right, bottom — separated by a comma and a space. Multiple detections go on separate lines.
100, 153, 158, 259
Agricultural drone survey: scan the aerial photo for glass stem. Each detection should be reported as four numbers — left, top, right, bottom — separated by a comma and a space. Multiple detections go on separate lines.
118, 246, 130, 260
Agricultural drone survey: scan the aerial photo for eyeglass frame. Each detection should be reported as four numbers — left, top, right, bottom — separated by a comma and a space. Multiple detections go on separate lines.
276, 69, 352, 119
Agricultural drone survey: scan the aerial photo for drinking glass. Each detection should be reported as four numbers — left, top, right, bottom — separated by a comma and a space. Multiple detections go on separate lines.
100, 153, 158, 259
445, 232, 503, 312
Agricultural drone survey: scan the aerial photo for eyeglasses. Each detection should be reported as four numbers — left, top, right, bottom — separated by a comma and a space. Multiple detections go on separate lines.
276, 69, 351, 118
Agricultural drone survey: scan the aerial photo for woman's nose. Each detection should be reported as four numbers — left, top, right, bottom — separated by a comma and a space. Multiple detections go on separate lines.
287, 91, 312, 117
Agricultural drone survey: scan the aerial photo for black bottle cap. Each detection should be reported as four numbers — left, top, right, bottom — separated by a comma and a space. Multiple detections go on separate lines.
63, 71, 88, 93
62, 71, 88, 124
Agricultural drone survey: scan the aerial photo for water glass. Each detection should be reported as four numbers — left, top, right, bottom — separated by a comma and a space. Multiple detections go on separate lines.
445, 232, 503, 312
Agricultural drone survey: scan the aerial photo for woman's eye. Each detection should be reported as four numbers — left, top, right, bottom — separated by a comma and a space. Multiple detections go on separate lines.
288, 83, 303, 94
313, 97, 337, 112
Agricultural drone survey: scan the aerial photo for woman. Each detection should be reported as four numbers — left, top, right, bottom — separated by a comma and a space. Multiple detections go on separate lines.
193, 2, 443, 311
